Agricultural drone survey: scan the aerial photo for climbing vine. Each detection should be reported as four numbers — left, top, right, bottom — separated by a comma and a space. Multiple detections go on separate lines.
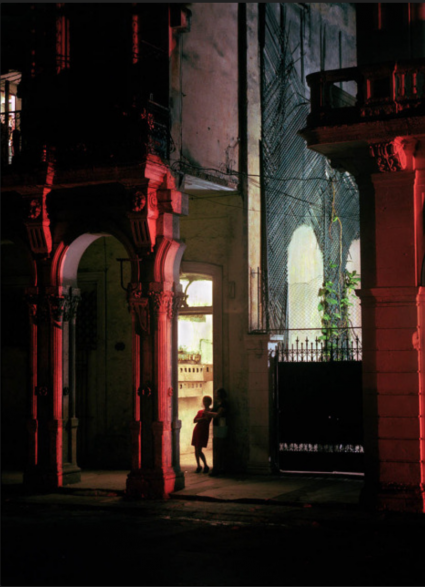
318, 178, 361, 350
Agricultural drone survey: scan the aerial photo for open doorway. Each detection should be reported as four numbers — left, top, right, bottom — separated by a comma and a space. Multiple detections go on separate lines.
178, 274, 214, 469
62, 234, 132, 472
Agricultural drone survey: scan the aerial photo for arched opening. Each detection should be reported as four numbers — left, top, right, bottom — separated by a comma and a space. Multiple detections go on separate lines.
61, 233, 132, 475
1, 239, 32, 470
287, 225, 323, 346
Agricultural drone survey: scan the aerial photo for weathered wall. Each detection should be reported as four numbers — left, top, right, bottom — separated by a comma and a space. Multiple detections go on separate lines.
177, 3, 240, 173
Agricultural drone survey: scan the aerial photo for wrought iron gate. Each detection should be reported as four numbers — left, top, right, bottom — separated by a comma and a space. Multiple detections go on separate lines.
271, 336, 364, 473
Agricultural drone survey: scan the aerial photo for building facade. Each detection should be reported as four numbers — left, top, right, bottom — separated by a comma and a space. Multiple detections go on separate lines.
2, 3, 424, 513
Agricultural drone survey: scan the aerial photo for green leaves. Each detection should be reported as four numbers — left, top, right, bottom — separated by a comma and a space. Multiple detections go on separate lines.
317, 265, 360, 350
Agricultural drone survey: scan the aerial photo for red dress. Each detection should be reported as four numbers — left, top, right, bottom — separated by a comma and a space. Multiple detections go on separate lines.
191, 409, 212, 448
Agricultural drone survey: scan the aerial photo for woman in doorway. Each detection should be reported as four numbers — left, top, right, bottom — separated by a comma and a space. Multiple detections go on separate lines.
192, 395, 213, 473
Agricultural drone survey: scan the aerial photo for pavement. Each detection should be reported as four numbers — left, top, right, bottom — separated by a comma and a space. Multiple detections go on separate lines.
3, 469, 425, 586
1, 467, 364, 508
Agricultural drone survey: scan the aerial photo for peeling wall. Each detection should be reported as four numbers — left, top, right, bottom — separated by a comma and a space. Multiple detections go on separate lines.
176, 3, 240, 173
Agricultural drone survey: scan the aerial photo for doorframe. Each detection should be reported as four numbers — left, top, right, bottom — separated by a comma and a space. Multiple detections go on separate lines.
180, 262, 223, 393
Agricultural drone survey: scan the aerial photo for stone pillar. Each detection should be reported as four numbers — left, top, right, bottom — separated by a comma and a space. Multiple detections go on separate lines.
127, 283, 146, 474
126, 287, 184, 498
245, 334, 272, 474
171, 293, 187, 474
149, 289, 183, 490
62, 287, 81, 484
357, 155, 424, 512
24, 287, 39, 474
23, 285, 67, 490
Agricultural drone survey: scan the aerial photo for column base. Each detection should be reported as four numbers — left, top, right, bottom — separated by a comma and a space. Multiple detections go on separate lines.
62, 463, 82, 485
126, 468, 185, 499
360, 482, 425, 513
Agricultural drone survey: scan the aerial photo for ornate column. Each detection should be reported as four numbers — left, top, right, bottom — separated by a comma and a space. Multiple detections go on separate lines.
357, 138, 424, 512
24, 287, 39, 475
62, 287, 81, 484
126, 286, 184, 498
46, 286, 66, 487
171, 292, 188, 474
126, 283, 149, 473
23, 285, 67, 490
125, 156, 188, 498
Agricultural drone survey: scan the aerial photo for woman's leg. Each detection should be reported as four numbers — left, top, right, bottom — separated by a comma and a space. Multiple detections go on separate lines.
199, 449, 207, 467
194, 447, 202, 472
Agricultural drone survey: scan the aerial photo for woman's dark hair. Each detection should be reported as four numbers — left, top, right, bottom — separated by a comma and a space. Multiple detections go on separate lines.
216, 388, 227, 399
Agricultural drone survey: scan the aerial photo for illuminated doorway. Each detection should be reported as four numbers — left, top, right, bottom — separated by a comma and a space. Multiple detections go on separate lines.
178, 273, 214, 469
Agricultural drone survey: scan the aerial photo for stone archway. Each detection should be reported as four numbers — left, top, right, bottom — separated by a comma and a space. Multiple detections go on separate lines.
20, 157, 188, 497
55, 232, 135, 481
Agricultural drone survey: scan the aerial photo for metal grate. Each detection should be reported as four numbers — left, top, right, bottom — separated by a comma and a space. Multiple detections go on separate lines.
261, 5, 361, 339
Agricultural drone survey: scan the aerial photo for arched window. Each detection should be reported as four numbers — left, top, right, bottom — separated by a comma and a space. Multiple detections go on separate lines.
287, 225, 323, 346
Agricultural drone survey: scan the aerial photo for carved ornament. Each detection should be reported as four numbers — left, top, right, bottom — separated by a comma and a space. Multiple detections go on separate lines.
132, 190, 147, 213
28, 199, 42, 219
172, 293, 188, 318
47, 292, 66, 323
64, 294, 81, 322
149, 290, 174, 319
369, 138, 415, 173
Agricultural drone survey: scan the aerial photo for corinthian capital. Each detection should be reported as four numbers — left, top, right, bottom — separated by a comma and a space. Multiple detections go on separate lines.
149, 290, 174, 319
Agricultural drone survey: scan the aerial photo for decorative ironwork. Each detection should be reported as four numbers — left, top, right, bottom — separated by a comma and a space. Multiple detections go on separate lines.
275, 331, 362, 362
279, 442, 364, 453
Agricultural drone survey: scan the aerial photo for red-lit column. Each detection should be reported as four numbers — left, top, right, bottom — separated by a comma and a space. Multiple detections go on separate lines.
23, 286, 66, 490
46, 286, 66, 487
24, 287, 39, 474
151, 289, 174, 474
358, 143, 425, 512
127, 283, 145, 473
126, 287, 184, 498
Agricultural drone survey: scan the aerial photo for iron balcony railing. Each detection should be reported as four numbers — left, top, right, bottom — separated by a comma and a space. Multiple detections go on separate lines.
274, 328, 362, 362
1, 100, 170, 170
306, 58, 425, 126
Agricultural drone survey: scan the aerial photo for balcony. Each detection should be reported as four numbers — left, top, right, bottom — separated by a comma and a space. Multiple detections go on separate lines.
1, 100, 170, 174
306, 59, 425, 128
